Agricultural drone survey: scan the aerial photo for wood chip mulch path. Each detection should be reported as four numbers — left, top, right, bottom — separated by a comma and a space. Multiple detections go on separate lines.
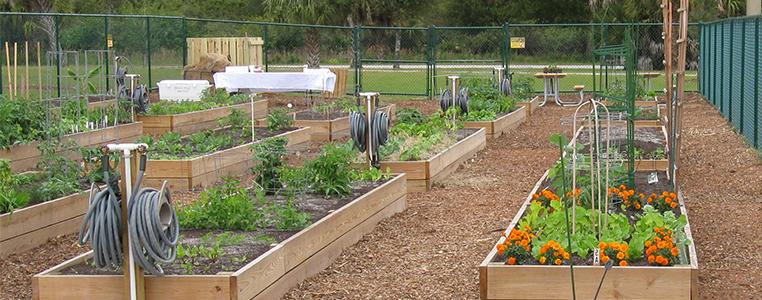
2, 94, 760, 299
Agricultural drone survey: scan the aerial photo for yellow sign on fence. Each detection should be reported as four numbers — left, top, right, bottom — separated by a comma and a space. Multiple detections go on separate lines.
510, 37, 525, 49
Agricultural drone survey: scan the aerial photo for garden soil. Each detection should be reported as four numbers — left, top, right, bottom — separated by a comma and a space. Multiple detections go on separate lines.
1, 93, 760, 299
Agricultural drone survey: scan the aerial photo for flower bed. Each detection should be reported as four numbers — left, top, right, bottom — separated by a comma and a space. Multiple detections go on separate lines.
479, 132, 697, 299
463, 106, 527, 139
142, 127, 311, 190
33, 146, 408, 299
138, 100, 268, 136
0, 122, 143, 172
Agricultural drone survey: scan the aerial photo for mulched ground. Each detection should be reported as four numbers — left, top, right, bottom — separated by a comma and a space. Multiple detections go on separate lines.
2, 93, 760, 299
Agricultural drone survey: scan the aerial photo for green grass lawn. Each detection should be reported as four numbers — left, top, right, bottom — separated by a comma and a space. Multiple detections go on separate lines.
0, 64, 698, 101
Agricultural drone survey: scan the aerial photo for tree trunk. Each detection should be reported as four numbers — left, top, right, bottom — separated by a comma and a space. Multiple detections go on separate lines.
393, 29, 401, 69
305, 28, 321, 68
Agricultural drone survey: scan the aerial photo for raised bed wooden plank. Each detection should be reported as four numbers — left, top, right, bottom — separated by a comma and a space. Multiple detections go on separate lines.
143, 127, 312, 191
464, 106, 527, 139
33, 174, 407, 300
516, 96, 540, 116
380, 128, 486, 193
478, 167, 698, 299
0, 122, 143, 173
137, 100, 268, 136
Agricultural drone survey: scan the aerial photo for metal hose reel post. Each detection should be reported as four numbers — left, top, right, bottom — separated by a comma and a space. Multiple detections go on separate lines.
114, 56, 147, 117
78, 143, 178, 300
440, 75, 468, 117
350, 92, 389, 168
493, 67, 511, 96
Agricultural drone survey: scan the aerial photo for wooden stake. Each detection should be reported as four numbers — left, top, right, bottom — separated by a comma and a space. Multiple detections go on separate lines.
25, 41, 29, 98
4, 42, 11, 100
37, 42, 42, 100
13, 42, 17, 97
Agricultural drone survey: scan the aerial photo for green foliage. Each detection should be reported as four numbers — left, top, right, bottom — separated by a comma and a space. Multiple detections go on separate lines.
512, 77, 535, 100
274, 199, 311, 231
628, 206, 688, 259
266, 108, 293, 131
177, 179, 265, 231
461, 77, 516, 122
36, 141, 82, 201
352, 167, 391, 182
395, 108, 424, 125
145, 89, 249, 115
0, 160, 30, 214
251, 137, 289, 191
303, 143, 355, 196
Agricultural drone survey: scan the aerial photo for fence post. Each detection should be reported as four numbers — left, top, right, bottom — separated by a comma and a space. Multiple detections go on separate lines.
502, 22, 509, 70
104, 16, 109, 92
728, 21, 735, 124
182, 17, 187, 68
427, 25, 437, 98
719, 21, 724, 114
754, 18, 762, 149
146, 17, 152, 90
353, 25, 361, 94
55, 14, 61, 97
263, 24, 269, 72
739, 20, 746, 135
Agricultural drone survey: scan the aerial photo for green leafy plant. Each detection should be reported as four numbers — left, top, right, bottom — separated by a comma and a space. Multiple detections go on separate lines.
266, 108, 293, 131
0, 160, 31, 214
462, 77, 516, 122
67, 66, 101, 95
273, 199, 311, 231
251, 137, 288, 191
145, 89, 249, 115
177, 179, 265, 231
303, 143, 355, 196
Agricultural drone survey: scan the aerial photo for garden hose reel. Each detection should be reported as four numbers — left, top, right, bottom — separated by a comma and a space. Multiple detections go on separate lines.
440, 75, 469, 116
78, 143, 178, 299
114, 56, 148, 115
349, 92, 389, 168
493, 67, 512, 96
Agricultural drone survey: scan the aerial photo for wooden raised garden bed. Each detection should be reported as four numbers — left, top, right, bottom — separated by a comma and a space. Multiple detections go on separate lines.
516, 96, 541, 116
143, 127, 312, 191
0, 188, 95, 257
290, 104, 396, 142
33, 173, 408, 300
380, 128, 486, 192
478, 170, 698, 300
575, 123, 669, 172
464, 106, 527, 139
137, 100, 268, 136
0, 122, 143, 173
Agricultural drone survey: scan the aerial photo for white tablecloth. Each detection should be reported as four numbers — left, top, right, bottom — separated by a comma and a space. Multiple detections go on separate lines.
213, 71, 336, 93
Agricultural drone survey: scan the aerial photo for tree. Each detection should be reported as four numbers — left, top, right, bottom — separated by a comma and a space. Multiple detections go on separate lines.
263, 0, 338, 68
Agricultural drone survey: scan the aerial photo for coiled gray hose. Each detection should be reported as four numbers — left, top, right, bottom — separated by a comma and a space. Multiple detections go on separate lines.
78, 155, 123, 268
349, 107, 389, 164
78, 153, 178, 275
132, 84, 148, 114
440, 87, 469, 113
128, 155, 179, 275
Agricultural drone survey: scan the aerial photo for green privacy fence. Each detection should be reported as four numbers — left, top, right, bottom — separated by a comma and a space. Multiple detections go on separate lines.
699, 16, 761, 150
0, 12, 700, 99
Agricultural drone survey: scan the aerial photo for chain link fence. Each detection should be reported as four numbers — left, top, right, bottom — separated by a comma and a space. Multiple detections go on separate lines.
1, 12, 701, 100
699, 16, 761, 151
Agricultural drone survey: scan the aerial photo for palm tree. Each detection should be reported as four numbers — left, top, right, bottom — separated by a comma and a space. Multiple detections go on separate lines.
264, 0, 337, 68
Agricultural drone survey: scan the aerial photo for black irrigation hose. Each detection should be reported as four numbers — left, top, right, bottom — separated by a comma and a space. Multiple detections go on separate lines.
499, 78, 511, 96
128, 154, 179, 275
78, 155, 124, 269
349, 107, 389, 164
131, 84, 148, 114
439, 87, 469, 113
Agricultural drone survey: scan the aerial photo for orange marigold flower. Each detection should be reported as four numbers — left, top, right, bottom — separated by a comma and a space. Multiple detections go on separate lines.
648, 255, 655, 263
616, 252, 625, 260
647, 197, 653, 203
670, 202, 677, 208
496, 244, 505, 255
619, 260, 628, 267
657, 241, 667, 249
563, 252, 570, 260
671, 247, 679, 256
539, 256, 547, 264
554, 258, 562, 265
645, 240, 652, 247
599, 242, 606, 249
507, 257, 517, 265
601, 255, 609, 263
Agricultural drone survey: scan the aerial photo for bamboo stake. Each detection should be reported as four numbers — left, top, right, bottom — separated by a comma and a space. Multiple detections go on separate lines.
4, 42, 11, 99
13, 42, 17, 97
37, 42, 42, 100
25, 41, 29, 98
